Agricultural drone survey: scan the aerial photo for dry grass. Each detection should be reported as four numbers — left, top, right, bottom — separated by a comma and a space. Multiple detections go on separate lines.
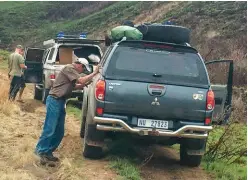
0, 167, 37, 180
0, 100, 82, 179
0, 81, 21, 116
198, 36, 247, 87
0, 71, 116, 179
232, 87, 247, 123
0, 100, 83, 179
0, 79, 40, 179
133, 2, 180, 24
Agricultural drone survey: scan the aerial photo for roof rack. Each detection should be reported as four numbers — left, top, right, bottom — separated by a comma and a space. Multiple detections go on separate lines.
116, 40, 197, 52
43, 38, 105, 47
43, 32, 105, 47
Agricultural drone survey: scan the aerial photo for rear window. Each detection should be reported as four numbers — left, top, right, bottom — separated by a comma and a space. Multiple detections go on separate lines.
105, 46, 209, 87
25, 48, 44, 62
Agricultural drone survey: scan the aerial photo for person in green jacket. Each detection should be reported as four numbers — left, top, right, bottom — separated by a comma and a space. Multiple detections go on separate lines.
8, 45, 27, 102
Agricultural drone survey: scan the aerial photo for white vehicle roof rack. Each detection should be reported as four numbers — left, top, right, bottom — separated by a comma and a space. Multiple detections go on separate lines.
43, 39, 56, 47
43, 32, 105, 48
43, 38, 105, 48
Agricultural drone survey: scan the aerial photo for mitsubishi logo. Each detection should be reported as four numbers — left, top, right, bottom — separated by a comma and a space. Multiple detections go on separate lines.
151, 97, 160, 106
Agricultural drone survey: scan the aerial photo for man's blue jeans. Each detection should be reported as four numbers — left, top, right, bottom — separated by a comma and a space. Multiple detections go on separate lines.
35, 95, 66, 155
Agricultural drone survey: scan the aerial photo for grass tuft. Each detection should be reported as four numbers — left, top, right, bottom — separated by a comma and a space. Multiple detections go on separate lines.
109, 157, 141, 180
66, 104, 81, 120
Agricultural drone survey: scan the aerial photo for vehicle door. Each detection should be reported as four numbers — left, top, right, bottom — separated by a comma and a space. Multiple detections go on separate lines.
205, 60, 234, 123
24, 48, 45, 83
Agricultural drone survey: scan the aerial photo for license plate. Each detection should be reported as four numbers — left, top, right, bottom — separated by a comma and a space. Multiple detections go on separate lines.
138, 119, 168, 129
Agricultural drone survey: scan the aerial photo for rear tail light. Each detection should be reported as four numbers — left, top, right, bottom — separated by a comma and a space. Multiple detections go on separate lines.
95, 80, 106, 101
206, 90, 215, 110
205, 117, 211, 125
50, 74, 56, 79
96, 107, 103, 115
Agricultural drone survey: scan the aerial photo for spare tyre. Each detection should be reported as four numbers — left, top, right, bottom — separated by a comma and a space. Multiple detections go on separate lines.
135, 24, 148, 35
136, 24, 190, 44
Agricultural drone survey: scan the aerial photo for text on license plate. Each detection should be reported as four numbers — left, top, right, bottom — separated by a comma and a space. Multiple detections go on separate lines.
138, 119, 168, 129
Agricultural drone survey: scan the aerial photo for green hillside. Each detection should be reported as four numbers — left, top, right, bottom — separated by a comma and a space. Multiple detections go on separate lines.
0, 1, 115, 46
0, 1, 246, 48
0, 1, 246, 86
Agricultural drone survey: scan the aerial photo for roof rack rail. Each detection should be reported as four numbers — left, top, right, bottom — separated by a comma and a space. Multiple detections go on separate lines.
43, 32, 105, 47
43, 38, 105, 47
116, 40, 197, 52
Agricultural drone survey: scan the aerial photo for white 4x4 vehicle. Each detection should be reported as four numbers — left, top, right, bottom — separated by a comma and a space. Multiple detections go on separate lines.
23, 35, 103, 103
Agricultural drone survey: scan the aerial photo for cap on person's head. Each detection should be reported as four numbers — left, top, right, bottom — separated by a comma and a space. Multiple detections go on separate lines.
76, 58, 91, 71
88, 54, 100, 63
16, 45, 24, 50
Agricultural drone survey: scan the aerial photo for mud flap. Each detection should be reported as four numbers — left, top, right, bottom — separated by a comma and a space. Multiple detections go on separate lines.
86, 124, 105, 147
181, 138, 207, 155
186, 149, 205, 155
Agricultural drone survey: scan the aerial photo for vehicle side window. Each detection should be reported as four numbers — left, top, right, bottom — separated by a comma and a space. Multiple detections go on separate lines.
42, 49, 50, 64
101, 46, 114, 66
48, 48, 55, 61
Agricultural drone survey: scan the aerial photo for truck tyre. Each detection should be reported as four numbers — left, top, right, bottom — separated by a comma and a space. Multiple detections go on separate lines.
180, 139, 206, 167
82, 108, 104, 159
180, 145, 202, 167
80, 116, 86, 138
42, 88, 50, 104
34, 85, 42, 100
83, 120, 103, 159
80, 98, 88, 138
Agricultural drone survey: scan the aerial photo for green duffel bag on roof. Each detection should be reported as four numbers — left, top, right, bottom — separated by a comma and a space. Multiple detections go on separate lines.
110, 25, 143, 41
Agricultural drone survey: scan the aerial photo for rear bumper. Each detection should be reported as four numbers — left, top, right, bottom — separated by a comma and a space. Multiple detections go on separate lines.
93, 116, 213, 139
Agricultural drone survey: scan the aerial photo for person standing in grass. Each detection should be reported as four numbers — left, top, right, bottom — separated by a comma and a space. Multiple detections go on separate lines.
8, 45, 27, 102
35, 58, 99, 164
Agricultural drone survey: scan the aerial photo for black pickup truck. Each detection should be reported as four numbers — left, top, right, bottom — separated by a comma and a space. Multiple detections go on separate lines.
80, 38, 233, 167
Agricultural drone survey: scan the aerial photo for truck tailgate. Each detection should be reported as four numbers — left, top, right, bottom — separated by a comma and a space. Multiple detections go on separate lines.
104, 80, 208, 122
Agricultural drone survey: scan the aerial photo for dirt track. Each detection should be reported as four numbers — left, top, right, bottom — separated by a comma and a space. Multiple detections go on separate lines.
140, 146, 211, 180
0, 70, 211, 180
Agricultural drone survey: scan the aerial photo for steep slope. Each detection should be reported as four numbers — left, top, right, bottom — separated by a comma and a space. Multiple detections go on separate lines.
159, 2, 247, 86
0, 1, 246, 50
0, 1, 246, 86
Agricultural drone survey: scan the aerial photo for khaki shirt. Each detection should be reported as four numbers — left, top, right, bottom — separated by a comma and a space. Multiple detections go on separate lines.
8, 52, 25, 77
49, 64, 84, 99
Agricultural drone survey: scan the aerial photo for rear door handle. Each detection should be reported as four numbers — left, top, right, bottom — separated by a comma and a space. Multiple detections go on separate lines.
151, 90, 162, 96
